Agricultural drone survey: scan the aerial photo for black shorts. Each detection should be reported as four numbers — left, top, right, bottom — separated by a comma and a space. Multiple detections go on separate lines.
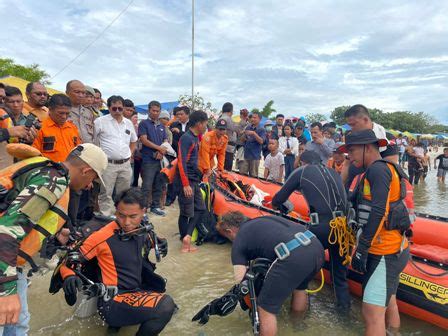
177, 181, 205, 218
98, 290, 175, 328
257, 239, 324, 314
362, 248, 410, 307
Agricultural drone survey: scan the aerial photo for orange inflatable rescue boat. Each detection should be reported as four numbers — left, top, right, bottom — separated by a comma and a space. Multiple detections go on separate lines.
210, 171, 448, 331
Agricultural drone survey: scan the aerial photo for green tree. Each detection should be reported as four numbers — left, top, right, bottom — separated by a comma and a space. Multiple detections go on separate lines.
330, 106, 351, 125
261, 100, 276, 118
178, 93, 218, 127
427, 124, 448, 134
306, 113, 328, 124
251, 108, 260, 114
384, 111, 435, 133
329, 104, 444, 133
0, 58, 51, 84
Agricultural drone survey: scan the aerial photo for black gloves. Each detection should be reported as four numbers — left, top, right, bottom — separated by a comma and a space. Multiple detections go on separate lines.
63, 275, 82, 306
156, 237, 168, 258
351, 244, 368, 274
192, 285, 241, 325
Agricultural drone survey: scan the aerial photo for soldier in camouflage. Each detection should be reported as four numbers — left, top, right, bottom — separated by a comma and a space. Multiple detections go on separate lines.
0, 143, 107, 336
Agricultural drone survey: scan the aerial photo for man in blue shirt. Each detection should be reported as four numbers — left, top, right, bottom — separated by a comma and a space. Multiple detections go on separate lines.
138, 100, 168, 216
240, 111, 266, 177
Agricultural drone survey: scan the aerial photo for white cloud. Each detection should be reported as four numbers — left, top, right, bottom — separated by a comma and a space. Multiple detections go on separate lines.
308, 36, 368, 56
0, 0, 447, 124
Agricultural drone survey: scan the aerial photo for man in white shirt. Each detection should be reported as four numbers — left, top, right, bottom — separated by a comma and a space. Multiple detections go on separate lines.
94, 95, 137, 216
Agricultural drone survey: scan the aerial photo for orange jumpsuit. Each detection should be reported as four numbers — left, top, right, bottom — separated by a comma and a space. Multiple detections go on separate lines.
23, 102, 49, 121
33, 117, 81, 162
198, 130, 228, 173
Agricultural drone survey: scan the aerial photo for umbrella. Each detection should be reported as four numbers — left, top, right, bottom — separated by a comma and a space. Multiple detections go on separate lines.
388, 129, 401, 136
402, 131, 415, 139
420, 134, 434, 140
0, 75, 63, 99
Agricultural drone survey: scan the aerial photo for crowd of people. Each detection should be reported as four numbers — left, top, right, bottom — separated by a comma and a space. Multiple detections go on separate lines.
0, 79, 447, 336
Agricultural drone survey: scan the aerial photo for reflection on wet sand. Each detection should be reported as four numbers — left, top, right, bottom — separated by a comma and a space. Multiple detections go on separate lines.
28, 170, 447, 335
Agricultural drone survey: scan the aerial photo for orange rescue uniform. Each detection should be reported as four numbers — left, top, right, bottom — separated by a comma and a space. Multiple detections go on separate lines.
198, 130, 228, 173
32, 117, 81, 162
350, 162, 409, 255
23, 102, 49, 121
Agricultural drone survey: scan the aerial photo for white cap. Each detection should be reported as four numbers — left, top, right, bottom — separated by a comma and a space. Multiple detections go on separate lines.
70, 144, 108, 186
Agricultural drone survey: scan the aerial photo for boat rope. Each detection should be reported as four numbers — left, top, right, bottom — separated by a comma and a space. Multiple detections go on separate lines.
409, 257, 448, 277
306, 269, 325, 294
328, 216, 356, 266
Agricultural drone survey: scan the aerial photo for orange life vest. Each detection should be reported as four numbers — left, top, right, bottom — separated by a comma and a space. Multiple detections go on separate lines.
348, 160, 410, 255
161, 159, 178, 184
0, 156, 70, 269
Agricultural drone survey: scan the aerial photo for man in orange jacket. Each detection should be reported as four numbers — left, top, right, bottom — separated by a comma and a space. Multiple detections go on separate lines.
33, 94, 81, 163
198, 119, 228, 178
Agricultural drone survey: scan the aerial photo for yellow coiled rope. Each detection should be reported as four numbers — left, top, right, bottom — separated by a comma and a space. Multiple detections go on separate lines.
306, 269, 325, 294
328, 216, 356, 266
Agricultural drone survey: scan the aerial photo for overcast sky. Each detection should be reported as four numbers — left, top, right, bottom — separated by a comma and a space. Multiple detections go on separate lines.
1, 0, 447, 123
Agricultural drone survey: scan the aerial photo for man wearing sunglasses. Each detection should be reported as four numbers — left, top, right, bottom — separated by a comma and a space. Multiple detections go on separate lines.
94, 95, 137, 217
23, 82, 49, 121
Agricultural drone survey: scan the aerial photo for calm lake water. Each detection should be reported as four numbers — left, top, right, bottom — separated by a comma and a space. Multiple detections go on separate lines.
28, 168, 447, 335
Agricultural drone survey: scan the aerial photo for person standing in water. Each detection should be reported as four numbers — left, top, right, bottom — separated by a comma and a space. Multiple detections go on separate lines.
341, 130, 410, 336
176, 110, 209, 252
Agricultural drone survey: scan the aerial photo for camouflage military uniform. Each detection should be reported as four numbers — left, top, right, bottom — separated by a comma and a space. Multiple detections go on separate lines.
0, 164, 69, 296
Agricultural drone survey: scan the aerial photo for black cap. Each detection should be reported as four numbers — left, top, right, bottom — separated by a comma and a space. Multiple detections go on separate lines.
339, 129, 388, 153
300, 151, 322, 165
216, 118, 227, 130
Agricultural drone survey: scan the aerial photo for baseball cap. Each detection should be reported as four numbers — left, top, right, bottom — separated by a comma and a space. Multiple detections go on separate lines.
264, 120, 274, 127
339, 129, 388, 153
333, 142, 345, 153
159, 110, 170, 120
216, 118, 227, 130
70, 144, 108, 186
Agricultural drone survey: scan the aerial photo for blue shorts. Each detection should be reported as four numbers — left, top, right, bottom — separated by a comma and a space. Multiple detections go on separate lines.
362, 248, 409, 307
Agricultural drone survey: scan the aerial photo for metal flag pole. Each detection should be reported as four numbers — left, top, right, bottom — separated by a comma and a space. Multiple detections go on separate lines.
191, 0, 195, 111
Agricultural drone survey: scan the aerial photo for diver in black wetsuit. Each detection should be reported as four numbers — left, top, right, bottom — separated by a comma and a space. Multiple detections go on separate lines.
272, 150, 351, 310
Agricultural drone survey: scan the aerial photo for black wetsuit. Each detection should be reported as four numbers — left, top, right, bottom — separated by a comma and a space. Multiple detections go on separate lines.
232, 216, 324, 314
272, 164, 351, 308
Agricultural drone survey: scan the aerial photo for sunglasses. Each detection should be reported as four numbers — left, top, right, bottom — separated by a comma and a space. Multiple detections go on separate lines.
110, 107, 124, 112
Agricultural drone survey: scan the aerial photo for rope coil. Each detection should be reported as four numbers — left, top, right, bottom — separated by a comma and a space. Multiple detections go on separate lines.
328, 216, 356, 265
